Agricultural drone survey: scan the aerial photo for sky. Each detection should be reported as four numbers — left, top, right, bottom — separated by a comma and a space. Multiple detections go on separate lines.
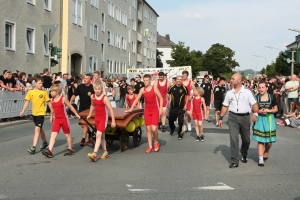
148, 0, 300, 73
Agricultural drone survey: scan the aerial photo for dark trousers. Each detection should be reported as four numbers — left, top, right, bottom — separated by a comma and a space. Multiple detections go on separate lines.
168, 107, 185, 135
227, 113, 251, 164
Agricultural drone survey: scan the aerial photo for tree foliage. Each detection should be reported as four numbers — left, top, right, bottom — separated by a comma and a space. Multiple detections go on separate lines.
201, 43, 239, 78
156, 49, 163, 68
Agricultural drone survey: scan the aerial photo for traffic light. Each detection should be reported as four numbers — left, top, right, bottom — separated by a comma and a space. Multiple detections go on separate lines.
50, 43, 62, 67
296, 51, 300, 64
282, 51, 292, 68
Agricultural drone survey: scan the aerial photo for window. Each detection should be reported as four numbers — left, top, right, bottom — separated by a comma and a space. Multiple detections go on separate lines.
114, 61, 117, 73
44, 34, 49, 55
110, 60, 113, 73
84, 18, 87, 37
108, 31, 111, 44
101, 12, 105, 32
128, 4, 131, 20
116, 6, 119, 21
101, 43, 104, 61
91, 0, 99, 8
72, 0, 82, 26
108, 1, 111, 16
107, 60, 110, 73
5, 21, 16, 51
111, 3, 115, 18
132, 0, 136, 9
89, 56, 98, 72
128, 28, 131, 43
26, 27, 35, 54
143, 46, 146, 56
132, 19, 136, 31
90, 21, 98, 41
44, 0, 51, 11
27, 0, 36, 5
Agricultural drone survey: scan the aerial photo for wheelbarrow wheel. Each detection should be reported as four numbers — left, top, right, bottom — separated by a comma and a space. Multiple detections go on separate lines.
106, 139, 114, 145
133, 127, 142, 147
120, 131, 129, 152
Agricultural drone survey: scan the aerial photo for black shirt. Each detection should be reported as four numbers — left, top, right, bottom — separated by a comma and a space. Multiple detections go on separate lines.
120, 84, 128, 97
42, 75, 52, 89
74, 84, 95, 112
200, 82, 212, 100
267, 82, 276, 95
168, 84, 188, 109
213, 85, 226, 101
134, 81, 145, 94
0, 75, 11, 86
257, 94, 277, 110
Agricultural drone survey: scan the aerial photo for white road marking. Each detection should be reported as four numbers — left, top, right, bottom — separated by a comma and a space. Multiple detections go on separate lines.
126, 184, 133, 188
128, 189, 157, 193
194, 182, 234, 191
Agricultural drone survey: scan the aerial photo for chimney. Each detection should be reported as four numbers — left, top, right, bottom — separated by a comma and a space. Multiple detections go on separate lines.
166, 34, 170, 41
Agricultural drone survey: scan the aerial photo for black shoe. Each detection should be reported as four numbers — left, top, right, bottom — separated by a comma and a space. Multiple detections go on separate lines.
200, 135, 204, 142
161, 125, 166, 132
241, 156, 248, 163
178, 133, 183, 140
196, 136, 200, 142
170, 128, 175, 136
158, 122, 162, 130
229, 163, 239, 168
206, 119, 211, 123
258, 163, 264, 167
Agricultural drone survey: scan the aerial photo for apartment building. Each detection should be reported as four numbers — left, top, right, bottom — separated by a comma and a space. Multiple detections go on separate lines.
0, 0, 61, 74
157, 33, 175, 68
1, 0, 158, 77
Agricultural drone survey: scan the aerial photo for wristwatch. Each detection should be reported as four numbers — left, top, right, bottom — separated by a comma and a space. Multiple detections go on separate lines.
218, 116, 223, 120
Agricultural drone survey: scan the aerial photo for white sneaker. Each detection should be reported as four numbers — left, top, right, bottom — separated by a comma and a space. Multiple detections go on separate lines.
216, 122, 218, 127
187, 123, 192, 132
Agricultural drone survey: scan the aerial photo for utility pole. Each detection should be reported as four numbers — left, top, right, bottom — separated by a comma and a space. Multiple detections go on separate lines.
291, 50, 296, 75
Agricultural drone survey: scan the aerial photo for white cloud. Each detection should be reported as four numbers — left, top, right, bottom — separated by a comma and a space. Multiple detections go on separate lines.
156, 0, 300, 72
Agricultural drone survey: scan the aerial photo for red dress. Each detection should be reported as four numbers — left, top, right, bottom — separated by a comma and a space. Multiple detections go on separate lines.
143, 86, 159, 126
51, 96, 70, 134
192, 97, 203, 121
126, 93, 137, 108
182, 79, 192, 111
157, 80, 168, 107
92, 94, 108, 132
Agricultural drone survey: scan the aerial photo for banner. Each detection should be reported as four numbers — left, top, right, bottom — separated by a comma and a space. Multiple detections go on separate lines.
126, 66, 192, 83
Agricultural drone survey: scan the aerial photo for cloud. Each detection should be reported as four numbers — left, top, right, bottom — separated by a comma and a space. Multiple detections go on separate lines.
184, 12, 203, 19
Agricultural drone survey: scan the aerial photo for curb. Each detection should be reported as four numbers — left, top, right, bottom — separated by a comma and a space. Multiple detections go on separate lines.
0, 119, 32, 128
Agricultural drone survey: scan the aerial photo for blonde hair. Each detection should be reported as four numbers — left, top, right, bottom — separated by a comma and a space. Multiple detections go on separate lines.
93, 81, 103, 89
50, 84, 62, 94
196, 87, 204, 96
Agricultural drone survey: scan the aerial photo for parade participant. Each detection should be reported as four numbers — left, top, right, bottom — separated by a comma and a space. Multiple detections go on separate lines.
125, 85, 137, 108
252, 81, 277, 167
118, 79, 128, 108
91, 71, 101, 84
200, 75, 213, 122
154, 72, 170, 132
126, 74, 163, 153
107, 83, 116, 107
171, 77, 176, 86
42, 85, 80, 158
168, 76, 188, 140
181, 70, 197, 132
87, 81, 116, 162
134, 74, 145, 108
218, 73, 258, 168
267, 77, 276, 95
20, 76, 51, 154
211, 77, 226, 127
70, 74, 94, 146
190, 87, 207, 142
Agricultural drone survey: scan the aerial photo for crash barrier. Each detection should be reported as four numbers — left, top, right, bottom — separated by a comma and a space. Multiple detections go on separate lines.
0, 87, 120, 119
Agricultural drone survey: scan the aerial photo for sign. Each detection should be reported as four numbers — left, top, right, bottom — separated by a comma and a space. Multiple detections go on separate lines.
41, 24, 58, 40
126, 66, 192, 83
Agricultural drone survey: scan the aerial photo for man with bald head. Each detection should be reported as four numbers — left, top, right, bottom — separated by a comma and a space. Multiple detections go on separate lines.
218, 73, 259, 168
285, 74, 299, 112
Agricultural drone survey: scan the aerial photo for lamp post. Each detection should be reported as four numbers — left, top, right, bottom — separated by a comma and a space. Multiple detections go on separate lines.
253, 55, 267, 76
288, 28, 300, 33
264, 46, 283, 51
249, 59, 257, 77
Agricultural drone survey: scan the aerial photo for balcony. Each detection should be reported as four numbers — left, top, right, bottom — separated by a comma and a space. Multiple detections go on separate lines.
137, 53, 142, 63
137, 32, 142, 42
138, 11, 142, 22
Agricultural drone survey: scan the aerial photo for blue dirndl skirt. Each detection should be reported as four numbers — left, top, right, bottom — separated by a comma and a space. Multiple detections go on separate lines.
252, 114, 276, 143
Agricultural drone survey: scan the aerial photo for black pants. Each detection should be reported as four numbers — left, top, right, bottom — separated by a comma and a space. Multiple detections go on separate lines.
168, 107, 185, 135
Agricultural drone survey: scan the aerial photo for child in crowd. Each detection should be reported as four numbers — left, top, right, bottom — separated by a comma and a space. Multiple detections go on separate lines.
125, 85, 137, 108
87, 81, 116, 162
190, 87, 207, 142
107, 83, 116, 107
42, 85, 80, 158
20, 76, 51, 154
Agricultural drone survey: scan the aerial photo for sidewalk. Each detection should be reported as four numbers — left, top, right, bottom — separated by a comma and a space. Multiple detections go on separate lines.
0, 117, 32, 128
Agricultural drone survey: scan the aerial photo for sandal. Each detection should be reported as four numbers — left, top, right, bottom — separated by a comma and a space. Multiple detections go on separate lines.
154, 142, 160, 152
145, 147, 153, 153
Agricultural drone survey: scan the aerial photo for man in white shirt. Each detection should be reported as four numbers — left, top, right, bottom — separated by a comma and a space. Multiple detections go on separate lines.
285, 74, 299, 112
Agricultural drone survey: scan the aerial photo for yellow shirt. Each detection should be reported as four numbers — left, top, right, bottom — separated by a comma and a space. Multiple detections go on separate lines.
25, 89, 50, 116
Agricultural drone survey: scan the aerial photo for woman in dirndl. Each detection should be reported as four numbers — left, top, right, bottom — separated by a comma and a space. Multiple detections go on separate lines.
252, 81, 278, 167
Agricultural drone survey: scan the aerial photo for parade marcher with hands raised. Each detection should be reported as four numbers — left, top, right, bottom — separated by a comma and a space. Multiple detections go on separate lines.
126, 74, 163, 153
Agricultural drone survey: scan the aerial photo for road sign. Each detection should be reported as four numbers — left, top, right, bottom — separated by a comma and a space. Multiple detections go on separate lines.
41, 25, 58, 40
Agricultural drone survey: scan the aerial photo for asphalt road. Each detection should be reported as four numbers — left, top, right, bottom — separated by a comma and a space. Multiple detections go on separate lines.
0, 113, 300, 200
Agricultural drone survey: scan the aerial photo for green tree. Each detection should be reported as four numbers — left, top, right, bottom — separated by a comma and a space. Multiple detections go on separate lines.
201, 43, 239, 78
156, 49, 163, 68
260, 68, 266, 75
266, 62, 277, 77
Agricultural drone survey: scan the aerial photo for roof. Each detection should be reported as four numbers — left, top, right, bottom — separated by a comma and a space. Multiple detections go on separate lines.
286, 35, 300, 48
143, 0, 159, 17
157, 33, 175, 47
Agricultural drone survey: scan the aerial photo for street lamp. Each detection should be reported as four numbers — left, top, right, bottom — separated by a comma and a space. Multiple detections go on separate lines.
264, 46, 283, 51
288, 28, 300, 33
249, 59, 257, 77
253, 55, 267, 75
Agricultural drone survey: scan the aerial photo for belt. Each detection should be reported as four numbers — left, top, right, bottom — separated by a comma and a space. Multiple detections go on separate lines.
229, 111, 249, 116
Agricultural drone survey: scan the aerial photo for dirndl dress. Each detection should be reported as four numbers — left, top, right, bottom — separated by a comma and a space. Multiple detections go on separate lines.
252, 93, 277, 143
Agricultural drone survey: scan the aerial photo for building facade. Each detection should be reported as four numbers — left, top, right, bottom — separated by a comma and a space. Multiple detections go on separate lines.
157, 33, 175, 68
0, 0, 158, 77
